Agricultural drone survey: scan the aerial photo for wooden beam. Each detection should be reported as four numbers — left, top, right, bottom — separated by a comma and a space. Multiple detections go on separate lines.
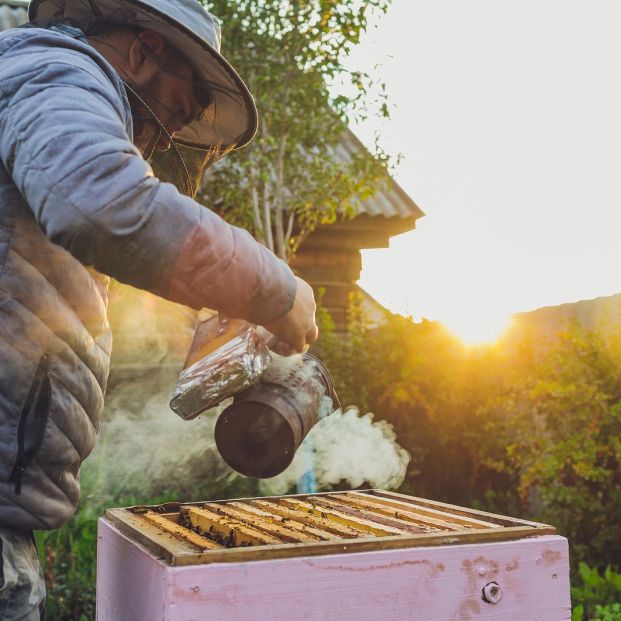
141, 511, 222, 550
250, 500, 361, 539
181, 507, 281, 547
106, 490, 557, 567
301, 230, 391, 250
280, 498, 411, 537
346, 493, 501, 530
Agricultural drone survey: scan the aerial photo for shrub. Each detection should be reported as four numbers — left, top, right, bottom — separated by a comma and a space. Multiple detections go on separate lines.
572, 564, 621, 620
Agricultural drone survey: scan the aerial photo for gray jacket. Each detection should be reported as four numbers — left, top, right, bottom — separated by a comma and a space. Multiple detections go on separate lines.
0, 26, 296, 530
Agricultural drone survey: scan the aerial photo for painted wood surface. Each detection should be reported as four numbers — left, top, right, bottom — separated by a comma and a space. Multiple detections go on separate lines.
97, 519, 166, 621
97, 519, 571, 621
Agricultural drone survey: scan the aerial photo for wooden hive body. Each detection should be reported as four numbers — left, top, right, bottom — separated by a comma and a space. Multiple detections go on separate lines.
96, 490, 571, 620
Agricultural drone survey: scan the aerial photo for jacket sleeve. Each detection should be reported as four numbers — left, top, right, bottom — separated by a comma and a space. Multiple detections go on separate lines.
0, 34, 296, 326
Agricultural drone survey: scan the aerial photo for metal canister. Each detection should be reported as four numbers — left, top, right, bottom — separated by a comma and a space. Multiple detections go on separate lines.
214, 353, 339, 478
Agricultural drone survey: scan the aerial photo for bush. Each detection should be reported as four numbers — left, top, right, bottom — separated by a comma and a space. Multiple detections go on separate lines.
316, 296, 621, 570
572, 564, 621, 621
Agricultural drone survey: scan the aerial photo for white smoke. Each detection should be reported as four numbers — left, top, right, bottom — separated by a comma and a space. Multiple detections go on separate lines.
258, 407, 411, 496
82, 369, 236, 501
86, 384, 410, 501
87, 287, 411, 501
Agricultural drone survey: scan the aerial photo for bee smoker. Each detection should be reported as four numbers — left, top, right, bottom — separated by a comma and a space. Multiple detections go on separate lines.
214, 353, 339, 478
170, 315, 339, 478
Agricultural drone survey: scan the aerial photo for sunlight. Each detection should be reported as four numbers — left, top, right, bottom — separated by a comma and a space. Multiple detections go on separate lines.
442, 313, 513, 347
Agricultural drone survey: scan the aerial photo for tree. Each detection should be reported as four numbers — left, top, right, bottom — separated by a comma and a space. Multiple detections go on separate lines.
497, 324, 621, 568
197, 0, 394, 261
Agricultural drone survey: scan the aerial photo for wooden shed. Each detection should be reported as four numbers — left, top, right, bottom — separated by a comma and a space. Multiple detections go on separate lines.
292, 130, 423, 329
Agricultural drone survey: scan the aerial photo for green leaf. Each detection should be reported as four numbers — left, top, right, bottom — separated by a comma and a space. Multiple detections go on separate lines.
572, 604, 584, 621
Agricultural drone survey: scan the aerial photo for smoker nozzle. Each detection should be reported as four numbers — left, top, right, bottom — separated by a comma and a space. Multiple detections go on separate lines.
214, 353, 338, 479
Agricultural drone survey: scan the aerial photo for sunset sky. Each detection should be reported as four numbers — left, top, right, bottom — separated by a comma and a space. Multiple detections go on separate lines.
348, 0, 621, 343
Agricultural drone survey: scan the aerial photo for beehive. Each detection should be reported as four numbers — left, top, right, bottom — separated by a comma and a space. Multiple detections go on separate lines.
97, 490, 571, 620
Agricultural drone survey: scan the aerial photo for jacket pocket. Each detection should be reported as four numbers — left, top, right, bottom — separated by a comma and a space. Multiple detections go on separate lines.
8, 354, 52, 495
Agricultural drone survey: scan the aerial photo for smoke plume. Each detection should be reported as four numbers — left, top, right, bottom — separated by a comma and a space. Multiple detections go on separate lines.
86, 286, 410, 502
86, 381, 410, 502
82, 367, 233, 501
259, 407, 411, 496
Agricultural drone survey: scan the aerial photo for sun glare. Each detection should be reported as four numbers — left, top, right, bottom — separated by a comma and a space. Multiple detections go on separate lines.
443, 313, 513, 347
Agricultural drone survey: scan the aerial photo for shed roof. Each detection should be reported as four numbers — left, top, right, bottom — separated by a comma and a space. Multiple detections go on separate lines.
336, 129, 424, 221
0, 0, 27, 30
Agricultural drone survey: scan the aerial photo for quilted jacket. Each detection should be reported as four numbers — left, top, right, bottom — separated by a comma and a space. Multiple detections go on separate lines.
0, 25, 295, 530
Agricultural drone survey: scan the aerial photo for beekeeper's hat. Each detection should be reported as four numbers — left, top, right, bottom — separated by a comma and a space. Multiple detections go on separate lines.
28, 0, 258, 151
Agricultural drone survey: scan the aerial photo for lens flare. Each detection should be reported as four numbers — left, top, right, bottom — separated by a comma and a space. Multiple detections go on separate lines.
443, 312, 513, 346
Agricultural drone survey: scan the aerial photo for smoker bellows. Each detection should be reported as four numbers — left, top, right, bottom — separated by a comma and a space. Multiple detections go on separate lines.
97, 489, 571, 620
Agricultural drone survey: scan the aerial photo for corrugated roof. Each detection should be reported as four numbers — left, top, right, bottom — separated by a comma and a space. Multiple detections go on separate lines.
0, 0, 27, 30
335, 129, 424, 220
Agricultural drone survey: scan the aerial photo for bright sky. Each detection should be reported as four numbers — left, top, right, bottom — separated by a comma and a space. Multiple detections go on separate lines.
348, 0, 621, 343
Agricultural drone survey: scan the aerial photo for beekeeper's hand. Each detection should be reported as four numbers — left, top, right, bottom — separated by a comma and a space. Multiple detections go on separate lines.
264, 277, 318, 355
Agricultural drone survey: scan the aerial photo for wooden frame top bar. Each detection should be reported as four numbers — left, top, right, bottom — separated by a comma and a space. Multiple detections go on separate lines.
105, 489, 555, 567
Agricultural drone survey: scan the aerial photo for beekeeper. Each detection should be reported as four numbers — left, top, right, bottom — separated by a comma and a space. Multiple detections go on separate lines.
0, 0, 318, 616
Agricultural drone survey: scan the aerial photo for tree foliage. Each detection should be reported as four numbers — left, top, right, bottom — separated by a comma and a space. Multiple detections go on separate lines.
495, 325, 621, 567
198, 0, 394, 260
315, 298, 621, 570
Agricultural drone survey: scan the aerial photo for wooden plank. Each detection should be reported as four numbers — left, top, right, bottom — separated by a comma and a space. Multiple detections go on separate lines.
142, 524, 557, 567
281, 498, 412, 537
107, 508, 556, 567
352, 492, 501, 529
181, 507, 281, 547
369, 490, 554, 530
300, 230, 391, 250
108, 490, 558, 567
124, 487, 548, 530
99, 518, 570, 620
187, 524, 557, 566
250, 500, 361, 539
207, 504, 320, 544
335, 494, 461, 532
312, 497, 428, 534
164, 534, 570, 621
105, 508, 203, 565
141, 511, 222, 550
227, 502, 338, 541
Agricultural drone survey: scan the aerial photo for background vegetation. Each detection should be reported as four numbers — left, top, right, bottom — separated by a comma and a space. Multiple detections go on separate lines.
315, 297, 621, 570
39, 297, 621, 619
316, 295, 621, 620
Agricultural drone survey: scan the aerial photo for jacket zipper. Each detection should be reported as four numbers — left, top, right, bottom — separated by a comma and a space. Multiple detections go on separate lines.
9, 353, 52, 495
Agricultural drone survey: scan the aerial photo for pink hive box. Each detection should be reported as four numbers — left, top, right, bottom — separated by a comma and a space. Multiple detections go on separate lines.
96, 490, 571, 620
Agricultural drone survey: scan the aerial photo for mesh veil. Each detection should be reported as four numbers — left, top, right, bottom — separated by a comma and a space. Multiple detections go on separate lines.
27, 0, 257, 194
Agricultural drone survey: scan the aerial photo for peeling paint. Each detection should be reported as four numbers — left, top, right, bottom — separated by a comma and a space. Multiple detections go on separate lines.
302, 558, 444, 574
506, 558, 519, 572
459, 599, 481, 619
540, 549, 562, 566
